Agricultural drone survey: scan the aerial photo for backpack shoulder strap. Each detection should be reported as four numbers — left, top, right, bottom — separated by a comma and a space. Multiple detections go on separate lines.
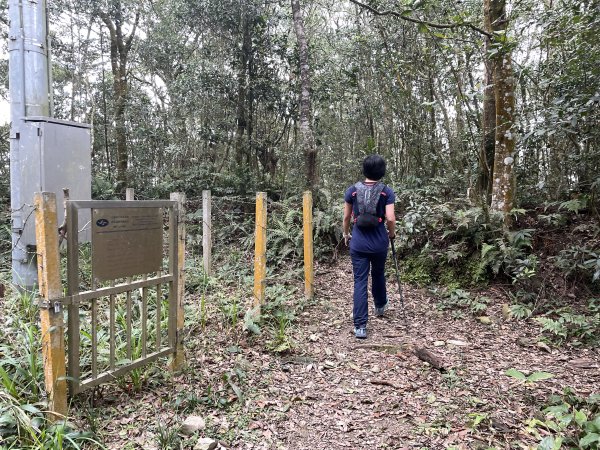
354, 182, 366, 214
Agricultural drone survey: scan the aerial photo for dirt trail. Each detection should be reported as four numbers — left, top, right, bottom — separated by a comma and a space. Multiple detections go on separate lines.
94, 256, 600, 449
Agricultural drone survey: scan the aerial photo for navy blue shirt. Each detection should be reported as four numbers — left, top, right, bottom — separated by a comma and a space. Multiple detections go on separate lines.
345, 183, 395, 253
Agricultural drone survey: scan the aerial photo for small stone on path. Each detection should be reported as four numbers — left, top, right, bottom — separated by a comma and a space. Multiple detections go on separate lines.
181, 416, 206, 435
194, 437, 218, 450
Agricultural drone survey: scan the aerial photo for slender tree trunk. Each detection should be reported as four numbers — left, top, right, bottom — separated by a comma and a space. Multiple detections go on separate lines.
488, 0, 517, 226
478, 0, 497, 205
235, 7, 251, 171
291, 0, 317, 190
99, 4, 138, 194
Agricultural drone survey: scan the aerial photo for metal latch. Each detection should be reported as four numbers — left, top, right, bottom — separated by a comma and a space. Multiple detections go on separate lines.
38, 297, 71, 313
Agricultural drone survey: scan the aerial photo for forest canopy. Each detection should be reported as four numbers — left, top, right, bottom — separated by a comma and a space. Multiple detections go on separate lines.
0, 0, 597, 208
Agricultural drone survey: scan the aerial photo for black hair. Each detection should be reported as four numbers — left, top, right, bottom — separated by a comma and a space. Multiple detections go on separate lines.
362, 155, 386, 180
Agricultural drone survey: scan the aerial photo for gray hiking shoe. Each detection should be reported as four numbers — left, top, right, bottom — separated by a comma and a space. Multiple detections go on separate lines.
375, 300, 389, 317
354, 327, 367, 339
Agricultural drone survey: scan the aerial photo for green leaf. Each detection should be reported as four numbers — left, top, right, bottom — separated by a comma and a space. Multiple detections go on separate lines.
243, 308, 261, 335
575, 409, 588, 426
20, 404, 42, 414
580, 432, 600, 447
591, 416, 600, 432
505, 368, 526, 380
481, 243, 496, 259
527, 371, 554, 382
537, 436, 563, 450
228, 380, 243, 401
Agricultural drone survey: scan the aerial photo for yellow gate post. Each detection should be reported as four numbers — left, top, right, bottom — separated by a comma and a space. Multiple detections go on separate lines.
169, 192, 186, 371
253, 192, 267, 310
34, 192, 68, 420
303, 191, 314, 300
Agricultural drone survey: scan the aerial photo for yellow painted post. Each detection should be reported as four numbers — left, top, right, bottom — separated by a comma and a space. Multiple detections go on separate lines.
169, 192, 186, 371
34, 192, 68, 420
202, 190, 212, 276
303, 191, 314, 300
253, 192, 267, 309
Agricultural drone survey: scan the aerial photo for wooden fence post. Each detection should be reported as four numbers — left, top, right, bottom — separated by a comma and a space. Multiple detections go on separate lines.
202, 190, 212, 276
34, 192, 68, 420
169, 192, 186, 371
253, 192, 267, 309
125, 188, 135, 201
303, 191, 314, 300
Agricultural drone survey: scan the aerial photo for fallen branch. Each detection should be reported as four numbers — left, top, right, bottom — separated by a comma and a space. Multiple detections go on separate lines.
348, 0, 492, 38
414, 347, 445, 371
370, 379, 403, 389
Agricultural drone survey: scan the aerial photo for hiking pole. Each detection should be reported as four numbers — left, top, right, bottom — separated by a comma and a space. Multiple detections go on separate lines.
390, 238, 408, 329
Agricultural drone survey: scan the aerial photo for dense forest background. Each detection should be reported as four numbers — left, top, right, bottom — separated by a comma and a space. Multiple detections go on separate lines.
0, 0, 598, 205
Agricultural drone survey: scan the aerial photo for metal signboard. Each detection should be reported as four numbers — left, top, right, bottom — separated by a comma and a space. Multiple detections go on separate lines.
92, 207, 163, 281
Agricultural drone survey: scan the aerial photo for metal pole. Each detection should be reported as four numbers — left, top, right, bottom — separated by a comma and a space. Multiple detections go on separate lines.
8, 0, 52, 289
390, 239, 408, 329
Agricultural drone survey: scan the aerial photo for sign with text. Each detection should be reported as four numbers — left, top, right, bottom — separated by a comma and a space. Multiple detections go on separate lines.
92, 208, 163, 281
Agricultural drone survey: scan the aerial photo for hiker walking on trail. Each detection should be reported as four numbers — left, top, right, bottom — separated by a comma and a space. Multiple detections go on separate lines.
342, 155, 396, 339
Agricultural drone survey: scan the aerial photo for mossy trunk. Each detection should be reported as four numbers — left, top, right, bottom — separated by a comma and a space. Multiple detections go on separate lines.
486, 0, 517, 228
291, 0, 318, 190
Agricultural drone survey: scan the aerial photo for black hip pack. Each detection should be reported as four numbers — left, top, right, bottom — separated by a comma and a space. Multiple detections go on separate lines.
354, 181, 385, 229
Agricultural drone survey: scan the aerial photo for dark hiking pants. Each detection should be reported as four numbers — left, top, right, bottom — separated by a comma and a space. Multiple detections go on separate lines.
350, 249, 388, 328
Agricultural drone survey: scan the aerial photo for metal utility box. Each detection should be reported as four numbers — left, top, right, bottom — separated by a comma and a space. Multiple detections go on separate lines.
15, 117, 92, 245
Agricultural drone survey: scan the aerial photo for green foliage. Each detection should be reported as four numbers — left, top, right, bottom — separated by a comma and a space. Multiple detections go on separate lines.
535, 300, 600, 345
527, 389, 600, 449
221, 293, 241, 328
505, 368, 554, 384
433, 287, 490, 316
396, 187, 540, 288
559, 198, 587, 214
155, 421, 181, 449
400, 253, 435, 287
0, 288, 102, 448
554, 245, 600, 283
509, 302, 533, 320
262, 285, 297, 354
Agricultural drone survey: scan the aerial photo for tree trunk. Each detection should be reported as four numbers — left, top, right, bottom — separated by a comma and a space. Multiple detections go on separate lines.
291, 0, 318, 190
488, 0, 517, 227
99, 4, 138, 194
235, 7, 251, 171
478, 0, 497, 205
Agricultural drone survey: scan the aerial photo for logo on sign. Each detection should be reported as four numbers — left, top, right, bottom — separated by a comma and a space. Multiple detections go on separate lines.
96, 219, 109, 227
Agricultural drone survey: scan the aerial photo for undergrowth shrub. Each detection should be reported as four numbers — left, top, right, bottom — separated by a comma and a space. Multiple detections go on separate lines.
534, 298, 600, 346
527, 388, 600, 449
432, 287, 490, 316
186, 188, 342, 273
395, 185, 536, 288
394, 182, 600, 346
554, 245, 600, 283
0, 285, 101, 448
